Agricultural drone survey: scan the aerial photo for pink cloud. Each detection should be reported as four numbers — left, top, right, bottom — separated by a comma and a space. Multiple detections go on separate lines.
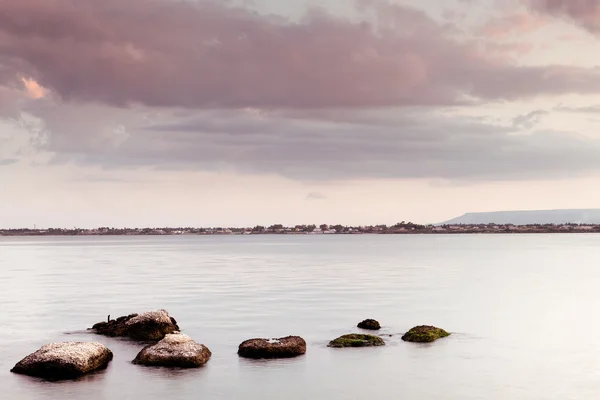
527, 0, 600, 32
1, 0, 600, 109
21, 77, 47, 99
479, 13, 547, 38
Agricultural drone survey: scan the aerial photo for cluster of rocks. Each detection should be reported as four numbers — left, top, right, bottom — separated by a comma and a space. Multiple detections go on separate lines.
10, 310, 206, 380
327, 319, 449, 348
10, 312, 450, 380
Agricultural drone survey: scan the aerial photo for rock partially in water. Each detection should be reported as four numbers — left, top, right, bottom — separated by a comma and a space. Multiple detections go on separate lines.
238, 336, 306, 359
10, 342, 113, 380
90, 310, 179, 341
133, 333, 211, 368
91, 313, 138, 337
357, 319, 381, 330
126, 310, 179, 341
401, 325, 450, 343
328, 334, 385, 348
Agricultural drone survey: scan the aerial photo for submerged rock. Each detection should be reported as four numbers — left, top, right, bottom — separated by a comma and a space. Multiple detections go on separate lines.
133, 333, 211, 368
90, 310, 179, 341
10, 342, 113, 380
357, 319, 381, 330
401, 325, 450, 343
328, 334, 385, 348
238, 336, 306, 359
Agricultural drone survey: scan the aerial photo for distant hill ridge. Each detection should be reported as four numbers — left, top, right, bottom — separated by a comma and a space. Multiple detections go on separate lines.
440, 209, 600, 225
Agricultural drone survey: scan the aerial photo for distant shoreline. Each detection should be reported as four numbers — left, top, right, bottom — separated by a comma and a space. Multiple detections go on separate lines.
2, 223, 600, 237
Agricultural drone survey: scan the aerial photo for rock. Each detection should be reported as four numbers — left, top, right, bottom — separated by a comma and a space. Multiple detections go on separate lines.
91, 314, 138, 337
90, 310, 179, 341
401, 325, 450, 343
238, 336, 306, 359
126, 310, 180, 341
10, 342, 113, 380
328, 334, 385, 348
133, 333, 211, 368
357, 319, 381, 330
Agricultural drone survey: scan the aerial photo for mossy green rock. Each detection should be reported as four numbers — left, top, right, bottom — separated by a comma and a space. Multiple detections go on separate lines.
328, 334, 385, 348
401, 326, 450, 343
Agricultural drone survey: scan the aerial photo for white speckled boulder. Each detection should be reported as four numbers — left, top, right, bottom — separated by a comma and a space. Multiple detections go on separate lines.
125, 310, 179, 340
132, 333, 211, 368
11, 342, 113, 380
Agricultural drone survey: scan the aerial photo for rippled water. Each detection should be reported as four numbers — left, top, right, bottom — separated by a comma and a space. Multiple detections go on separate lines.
2, 234, 600, 399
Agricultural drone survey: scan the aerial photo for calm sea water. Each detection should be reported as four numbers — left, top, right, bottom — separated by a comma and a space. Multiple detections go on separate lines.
2, 234, 600, 399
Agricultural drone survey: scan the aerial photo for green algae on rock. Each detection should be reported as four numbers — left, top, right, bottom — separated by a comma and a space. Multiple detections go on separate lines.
328, 334, 385, 348
401, 326, 450, 343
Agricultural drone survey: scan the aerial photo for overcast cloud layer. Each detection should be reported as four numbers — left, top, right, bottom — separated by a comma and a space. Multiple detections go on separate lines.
29, 105, 600, 182
3, 0, 600, 226
4, 0, 600, 109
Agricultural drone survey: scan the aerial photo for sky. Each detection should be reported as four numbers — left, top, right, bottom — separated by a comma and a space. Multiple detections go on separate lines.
3, 0, 600, 228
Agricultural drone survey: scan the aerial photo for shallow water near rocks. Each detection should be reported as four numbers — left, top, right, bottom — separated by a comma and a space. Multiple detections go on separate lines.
2, 234, 600, 399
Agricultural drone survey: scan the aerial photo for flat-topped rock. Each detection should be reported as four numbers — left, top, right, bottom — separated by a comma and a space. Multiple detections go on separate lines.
238, 336, 306, 359
133, 333, 211, 368
90, 310, 179, 341
401, 325, 450, 343
328, 334, 385, 348
357, 319, 381, 330
10, 342, 113, 380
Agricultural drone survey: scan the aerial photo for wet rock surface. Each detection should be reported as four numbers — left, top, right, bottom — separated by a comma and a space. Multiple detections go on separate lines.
10, 342, 113, 380
328, 334, 385, 348
357, 319, 381, 330
401, 325, 450, 343
133, 333, 211, 368
90, 310, 179, 341
238, 336, 306, 359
